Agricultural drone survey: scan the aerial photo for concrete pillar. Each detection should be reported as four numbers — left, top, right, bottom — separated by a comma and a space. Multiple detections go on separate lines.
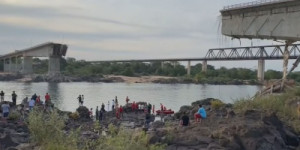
22, 56, 33, 74
257, 59, 265, 82
8, 58, 12, 72
15, 57, 18, 72
48, 56, 61, 75
187, 61, 191, 76
172, 61, 176, 68
202, 60, 207, 73
4, 59, 9, 72
161, 62, 164, 69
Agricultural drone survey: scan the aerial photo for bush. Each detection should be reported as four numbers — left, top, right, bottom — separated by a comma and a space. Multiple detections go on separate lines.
8, 111, 21, 120
28, 109, 78, 150
95, 125, 166, 150
233, 87, 300, 133
211, 99, 225, 110
28, 110, 166, 150
69, 112, 80, 120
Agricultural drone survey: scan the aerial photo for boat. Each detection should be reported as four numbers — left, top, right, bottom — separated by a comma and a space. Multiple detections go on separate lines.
156, 109, 175, 115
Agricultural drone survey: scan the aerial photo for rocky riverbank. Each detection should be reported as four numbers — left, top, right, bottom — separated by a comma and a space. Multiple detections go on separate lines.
1, 97, 300, 150
0, 73, 260, 85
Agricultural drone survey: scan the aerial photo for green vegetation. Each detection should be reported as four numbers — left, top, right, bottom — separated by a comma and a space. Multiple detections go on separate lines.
211, 99, 225, 110
234, 87, 300, 133
28, 109, 166, 150
30, 57, 300, 83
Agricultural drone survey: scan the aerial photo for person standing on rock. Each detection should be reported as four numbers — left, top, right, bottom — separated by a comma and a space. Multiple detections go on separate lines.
111, 99, 115, 112
180, 112, 190, 126
126, 96, 129, 104
0, 91, 4, 102
115, 96, 118, 106
81, 95, 84, 105
77, 95, 82, 106
29, 98, 35, 110
194, 104, 207, 123
45, 93, 51, 103
1, 101, 10, 119
11, 91, 17, 106
101, 103, 105, 112
119, 105, 124, 118
99, 109, 104, 121
96, 106, 99, 120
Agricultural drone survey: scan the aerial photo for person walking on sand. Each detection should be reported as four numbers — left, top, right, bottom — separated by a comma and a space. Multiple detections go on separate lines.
194, 104, 207, 123
11, 91, 17, 106
0, 91, 4, 102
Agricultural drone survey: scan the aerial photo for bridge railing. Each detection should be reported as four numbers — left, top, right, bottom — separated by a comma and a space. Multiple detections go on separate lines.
222, 0, 294, 11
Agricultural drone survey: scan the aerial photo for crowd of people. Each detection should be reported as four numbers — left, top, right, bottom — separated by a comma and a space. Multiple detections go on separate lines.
1, 91, 208, 128
1, 91, 53, 120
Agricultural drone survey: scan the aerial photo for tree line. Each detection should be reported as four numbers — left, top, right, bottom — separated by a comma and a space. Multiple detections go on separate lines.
4, 57, 300, 82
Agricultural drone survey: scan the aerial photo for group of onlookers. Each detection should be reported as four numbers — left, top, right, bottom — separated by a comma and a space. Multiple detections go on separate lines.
1, 91, 52, 120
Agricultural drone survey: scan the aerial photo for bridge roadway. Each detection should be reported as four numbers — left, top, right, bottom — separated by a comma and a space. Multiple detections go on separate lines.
89, 44, 300, 82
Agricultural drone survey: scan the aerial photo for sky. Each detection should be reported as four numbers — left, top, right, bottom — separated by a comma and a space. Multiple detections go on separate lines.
0, 0, 298, 71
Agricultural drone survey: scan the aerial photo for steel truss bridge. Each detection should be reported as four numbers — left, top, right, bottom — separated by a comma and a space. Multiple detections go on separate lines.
89, 44, 300, 63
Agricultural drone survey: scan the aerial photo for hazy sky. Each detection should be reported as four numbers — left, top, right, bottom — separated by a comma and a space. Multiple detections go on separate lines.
0, 0, 297, 71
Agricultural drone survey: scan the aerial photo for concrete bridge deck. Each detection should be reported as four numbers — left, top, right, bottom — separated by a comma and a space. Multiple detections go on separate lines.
0, 42, 67, 75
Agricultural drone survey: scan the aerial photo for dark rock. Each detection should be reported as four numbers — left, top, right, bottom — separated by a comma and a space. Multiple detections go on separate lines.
76, 106, 91, 120
151, 121, 165, 129
191, 98, 215, 107
0, 134, 18, 149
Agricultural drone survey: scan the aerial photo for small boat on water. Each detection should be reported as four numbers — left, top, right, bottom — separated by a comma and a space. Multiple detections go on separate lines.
156, 109, 174, 115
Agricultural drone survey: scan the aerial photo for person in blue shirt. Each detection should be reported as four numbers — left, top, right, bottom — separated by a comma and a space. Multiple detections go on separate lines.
194, 104, 206, 123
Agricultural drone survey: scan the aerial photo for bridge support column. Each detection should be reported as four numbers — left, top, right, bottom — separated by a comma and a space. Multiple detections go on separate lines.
257, 59, 265, 82
48, 56, 60, 75
187, 61, 191, 76
8, 58, 12, 72
202, 60, 207, 73
22, 56, 33, 74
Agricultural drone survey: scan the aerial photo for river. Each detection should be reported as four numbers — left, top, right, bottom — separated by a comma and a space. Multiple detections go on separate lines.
0, 82, 262, 112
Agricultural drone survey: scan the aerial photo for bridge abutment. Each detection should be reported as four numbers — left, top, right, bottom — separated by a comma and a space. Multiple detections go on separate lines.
257, 59, 265, 82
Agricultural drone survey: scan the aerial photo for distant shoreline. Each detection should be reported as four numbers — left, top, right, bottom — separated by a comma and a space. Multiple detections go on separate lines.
0, 73, 262, 85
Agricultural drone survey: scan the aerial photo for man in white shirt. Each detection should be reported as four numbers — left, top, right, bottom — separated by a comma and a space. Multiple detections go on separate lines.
1, 102, 10, 118
29, 99, 35, 110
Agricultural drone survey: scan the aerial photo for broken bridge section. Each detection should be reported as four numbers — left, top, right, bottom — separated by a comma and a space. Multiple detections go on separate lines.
221, 0, 300, 41
0, 42, 68, 75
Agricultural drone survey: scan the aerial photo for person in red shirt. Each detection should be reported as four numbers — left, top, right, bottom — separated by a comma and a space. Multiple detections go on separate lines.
119, 105, 123, 117
45, 93, 50, 102
131, 101, 135, 111
36, 96, 40, 104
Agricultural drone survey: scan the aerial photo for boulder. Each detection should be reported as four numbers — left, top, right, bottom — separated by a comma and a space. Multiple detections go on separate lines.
76, 106, 91, 120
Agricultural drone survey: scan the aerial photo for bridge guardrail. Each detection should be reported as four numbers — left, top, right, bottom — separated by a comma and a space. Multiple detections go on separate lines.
222, 0, 294, 11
